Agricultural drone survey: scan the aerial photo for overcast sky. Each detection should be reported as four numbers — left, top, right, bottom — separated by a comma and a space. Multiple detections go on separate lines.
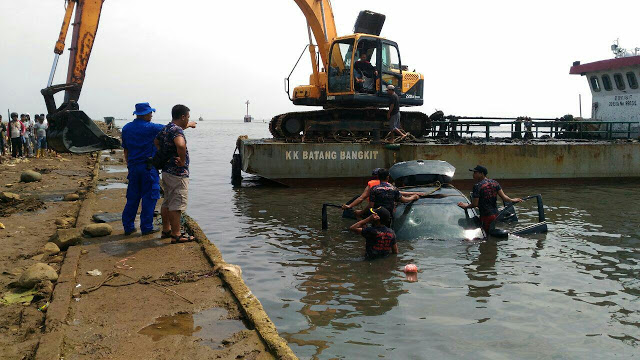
1, 0, 639, 121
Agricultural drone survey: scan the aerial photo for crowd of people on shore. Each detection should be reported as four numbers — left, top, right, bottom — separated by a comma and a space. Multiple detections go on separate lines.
0, 112, 54, 160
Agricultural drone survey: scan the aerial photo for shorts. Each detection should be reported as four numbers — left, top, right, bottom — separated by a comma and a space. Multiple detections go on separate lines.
161, 172, 189, 211
38, 137, 47, 149
480, 214, 498, 232
389, 112, 401, 130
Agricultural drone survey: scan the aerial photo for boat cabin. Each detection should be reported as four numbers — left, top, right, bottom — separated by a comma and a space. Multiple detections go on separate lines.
570, 42, 640, 136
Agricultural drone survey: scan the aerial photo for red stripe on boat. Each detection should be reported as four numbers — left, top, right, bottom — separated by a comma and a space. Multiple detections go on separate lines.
570, 56, 640, 75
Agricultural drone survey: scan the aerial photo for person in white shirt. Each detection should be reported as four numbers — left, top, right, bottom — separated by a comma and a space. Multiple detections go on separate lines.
34, 116, 48, 158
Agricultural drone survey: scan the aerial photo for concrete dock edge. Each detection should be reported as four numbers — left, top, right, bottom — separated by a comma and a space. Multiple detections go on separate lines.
184, 215, 299, 360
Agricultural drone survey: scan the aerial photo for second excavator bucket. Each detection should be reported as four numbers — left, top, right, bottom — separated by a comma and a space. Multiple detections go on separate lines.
47, 109, 121, 154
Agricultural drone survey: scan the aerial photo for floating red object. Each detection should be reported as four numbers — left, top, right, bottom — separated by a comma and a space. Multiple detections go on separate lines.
404, 264, 418, 273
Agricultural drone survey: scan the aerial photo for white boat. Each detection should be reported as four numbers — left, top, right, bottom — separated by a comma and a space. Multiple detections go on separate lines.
570, 40, 640, 137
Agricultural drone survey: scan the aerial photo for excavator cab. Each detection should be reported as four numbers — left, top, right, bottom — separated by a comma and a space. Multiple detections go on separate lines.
290, 8, 424, 109
326, 35, 422, 107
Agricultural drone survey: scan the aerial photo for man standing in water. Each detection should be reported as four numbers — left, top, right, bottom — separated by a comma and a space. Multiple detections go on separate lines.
155, 104, 195, 243
342, 168, 383, 218
343, 168, 423, 219
369, 168, 420, 217
350, 207, 398, 259
457, 165, 522, 232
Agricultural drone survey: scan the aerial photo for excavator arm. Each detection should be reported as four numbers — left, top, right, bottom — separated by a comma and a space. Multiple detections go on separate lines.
42, 0, 120, 153
292, 0, 337, 71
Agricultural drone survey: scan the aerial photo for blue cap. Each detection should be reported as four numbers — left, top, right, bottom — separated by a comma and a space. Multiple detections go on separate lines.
133, 102, 156, 116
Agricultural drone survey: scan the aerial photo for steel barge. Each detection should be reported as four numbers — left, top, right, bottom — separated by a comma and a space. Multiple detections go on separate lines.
233, 42, 640, 186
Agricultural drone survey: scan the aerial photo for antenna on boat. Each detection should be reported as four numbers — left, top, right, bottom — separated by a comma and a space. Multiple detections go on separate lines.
611, 38, 640, 58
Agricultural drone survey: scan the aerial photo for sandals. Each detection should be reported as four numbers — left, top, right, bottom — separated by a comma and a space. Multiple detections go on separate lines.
170, 232, 195, 244
161, 230, 172, 238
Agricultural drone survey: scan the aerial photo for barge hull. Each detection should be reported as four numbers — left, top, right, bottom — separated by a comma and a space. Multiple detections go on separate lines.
239, 139, 640, 186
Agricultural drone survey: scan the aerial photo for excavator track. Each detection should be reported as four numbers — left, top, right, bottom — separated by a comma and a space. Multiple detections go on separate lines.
268, 108, 430, 142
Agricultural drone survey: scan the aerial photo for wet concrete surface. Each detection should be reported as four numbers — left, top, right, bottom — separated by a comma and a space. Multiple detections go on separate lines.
139, 307, 248, 349
101, 165, 127, 173
55, 148, 276, 359
97, 182, 128, 191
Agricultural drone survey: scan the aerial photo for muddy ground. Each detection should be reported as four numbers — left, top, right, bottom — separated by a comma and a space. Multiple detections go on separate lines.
0, 152, 96, 359
0, 139, 280, 359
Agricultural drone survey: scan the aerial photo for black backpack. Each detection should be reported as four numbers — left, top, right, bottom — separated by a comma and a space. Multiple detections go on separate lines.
151, 126, 171, 169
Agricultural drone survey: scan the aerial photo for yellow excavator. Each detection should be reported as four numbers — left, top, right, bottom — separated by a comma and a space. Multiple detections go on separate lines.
275, 0, 428, 141
43, 0, 426, 153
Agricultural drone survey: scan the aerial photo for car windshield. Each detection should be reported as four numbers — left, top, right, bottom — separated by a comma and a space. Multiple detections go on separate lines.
393, 193, 484, 241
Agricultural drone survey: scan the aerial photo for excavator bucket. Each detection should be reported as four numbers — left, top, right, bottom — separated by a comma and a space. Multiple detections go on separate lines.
47, 109, 121, 154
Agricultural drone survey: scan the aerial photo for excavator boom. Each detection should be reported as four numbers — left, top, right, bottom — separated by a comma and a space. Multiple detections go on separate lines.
42, 0, 120, 154
292, 0, 337, 70
64, 0, 103, 102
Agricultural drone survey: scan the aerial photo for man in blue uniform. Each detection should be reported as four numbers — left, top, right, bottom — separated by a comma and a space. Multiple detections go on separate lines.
121, 102, 164, 235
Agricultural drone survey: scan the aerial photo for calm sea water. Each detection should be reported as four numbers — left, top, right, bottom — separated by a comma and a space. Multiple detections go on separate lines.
121, 120, 640, 359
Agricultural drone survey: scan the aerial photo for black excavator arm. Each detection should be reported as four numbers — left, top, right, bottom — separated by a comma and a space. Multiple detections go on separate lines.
42, 0, 120, 153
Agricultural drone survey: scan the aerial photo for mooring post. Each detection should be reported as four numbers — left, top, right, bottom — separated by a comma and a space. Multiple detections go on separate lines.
231, 153, 242, 187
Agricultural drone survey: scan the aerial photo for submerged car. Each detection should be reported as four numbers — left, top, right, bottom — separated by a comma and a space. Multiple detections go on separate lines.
393, 184, 486, 241
390, 160, 485, 241
323, 160, 547, 240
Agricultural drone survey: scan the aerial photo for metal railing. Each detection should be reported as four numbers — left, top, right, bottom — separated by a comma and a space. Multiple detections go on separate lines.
429, 119, 640, 140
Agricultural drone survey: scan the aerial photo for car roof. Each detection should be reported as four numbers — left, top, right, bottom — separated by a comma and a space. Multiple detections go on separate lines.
390, 160, 456, 180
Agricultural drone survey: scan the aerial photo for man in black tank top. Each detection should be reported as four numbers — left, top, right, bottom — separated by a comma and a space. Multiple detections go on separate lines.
369, 169, 420, 217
